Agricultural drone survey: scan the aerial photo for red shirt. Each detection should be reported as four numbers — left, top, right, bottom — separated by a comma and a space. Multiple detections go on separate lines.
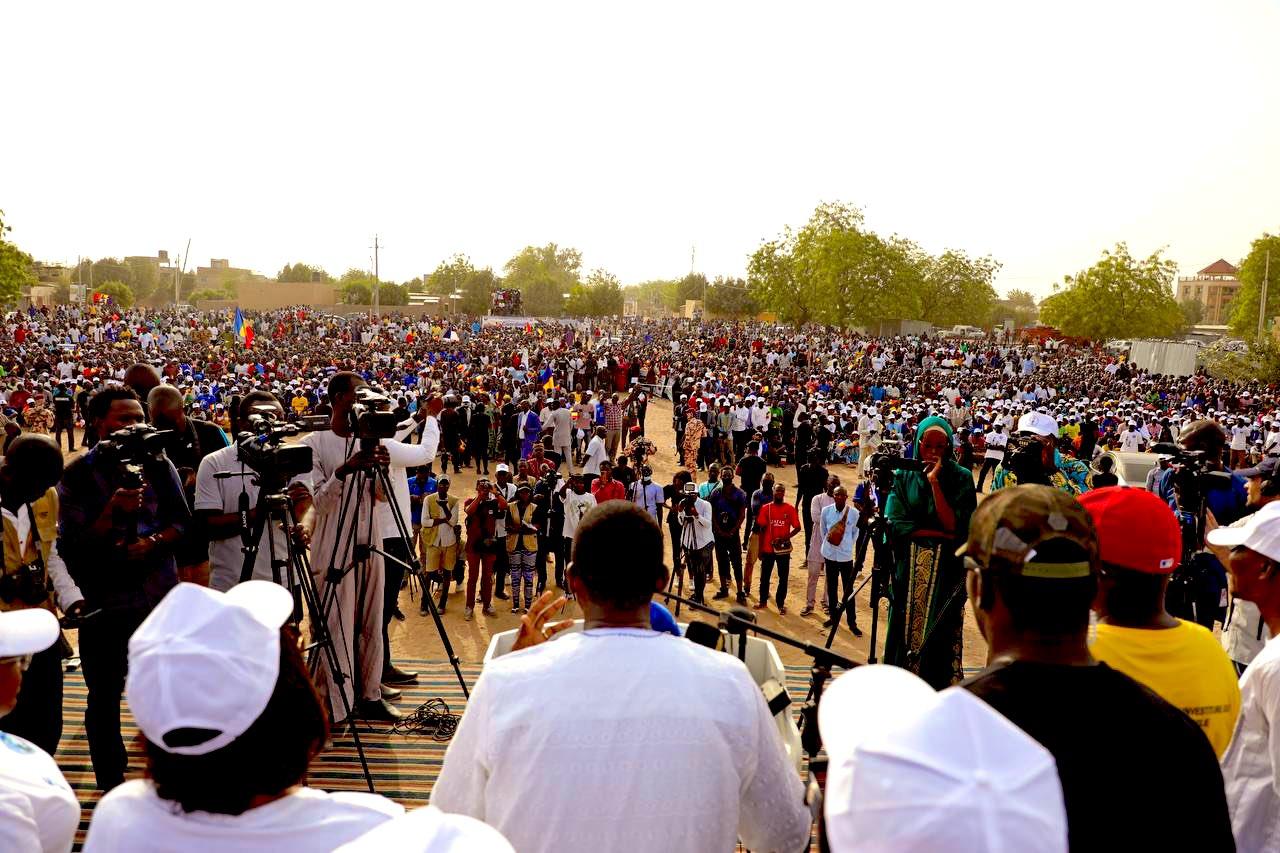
591, 478, 626, 503
756, 502, 800, 554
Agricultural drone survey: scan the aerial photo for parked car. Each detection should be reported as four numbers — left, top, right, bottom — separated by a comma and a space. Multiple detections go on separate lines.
1091, 450, 1161, 489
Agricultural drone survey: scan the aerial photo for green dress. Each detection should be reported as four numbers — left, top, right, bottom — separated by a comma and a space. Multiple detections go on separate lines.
882, 452, 976, 689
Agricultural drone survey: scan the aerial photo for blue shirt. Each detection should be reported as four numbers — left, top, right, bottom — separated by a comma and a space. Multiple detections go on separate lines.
407, 475, 438, 525
819, 502, 858, 562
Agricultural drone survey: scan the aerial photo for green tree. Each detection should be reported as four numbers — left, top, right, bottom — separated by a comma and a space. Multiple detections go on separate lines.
341, 281, 372, 304
1179, 297, 1204, 329
189, 288, 231, 302
624, 280, 677, 316
1038, 243, 1182, 341
991, 288, 1039, 328
670, 273, 708, 311
0, 210, 35, 304
460, 268, 498, 314
1228, 234, 1280, 340
378, 283, 409, 306
127, 257, 161, 303
566, 269, 624, 317
426, 255, 476, 297
503, 244, 581, 316
97, 280, 135, 308
704, 276, 757, 318
916, 249, 1000, 328
1203, 338, 1280, 383
277, 262, 331, 283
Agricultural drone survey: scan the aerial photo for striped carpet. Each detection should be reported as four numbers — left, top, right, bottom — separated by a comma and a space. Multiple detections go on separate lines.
56, 660, 820, 849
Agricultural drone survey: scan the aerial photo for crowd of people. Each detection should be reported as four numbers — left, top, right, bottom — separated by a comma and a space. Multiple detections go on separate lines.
0, 302, 1279, 849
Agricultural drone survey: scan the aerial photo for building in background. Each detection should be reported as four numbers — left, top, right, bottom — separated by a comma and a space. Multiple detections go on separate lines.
194, 258, 272, 294
1177, 259, 1240, 326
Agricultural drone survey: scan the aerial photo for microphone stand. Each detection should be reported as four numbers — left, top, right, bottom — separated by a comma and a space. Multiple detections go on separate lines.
660, 588, 852, 853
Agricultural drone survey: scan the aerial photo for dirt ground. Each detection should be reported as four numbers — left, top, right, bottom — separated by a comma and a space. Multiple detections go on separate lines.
57, 407, 992, 673
385, 398, 992, 672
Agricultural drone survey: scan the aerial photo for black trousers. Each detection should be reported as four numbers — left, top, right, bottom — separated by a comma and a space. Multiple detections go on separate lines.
80, 608, 146, 791
684, 544, 713, 602
976, 457, 1000, 491
538, 534, 565, 591
826, 558, 856, 629
759, 553, 791, 607
800, 502, 815, 550
381, 536, 413, 673
493, 548, 510, 596
714, 534, 743, 591
0, 640, 63, 755
54, 417, 76, 452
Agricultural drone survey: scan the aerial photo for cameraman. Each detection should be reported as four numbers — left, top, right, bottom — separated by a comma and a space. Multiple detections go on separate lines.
991, 412, 1089, 495
1158, 419, 1248, 629
193, 390, 311, 592
0, 435, 84, 757
675, 482, 714, 604
296, 372, 438, 724
59, 386, 190, 791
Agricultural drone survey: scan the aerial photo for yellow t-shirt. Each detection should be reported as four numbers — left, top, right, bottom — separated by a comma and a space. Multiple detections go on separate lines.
1091, 619, 1241, 757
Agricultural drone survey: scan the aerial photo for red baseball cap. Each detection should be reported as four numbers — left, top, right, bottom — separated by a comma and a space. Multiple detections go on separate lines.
1078, 487, 1180, 574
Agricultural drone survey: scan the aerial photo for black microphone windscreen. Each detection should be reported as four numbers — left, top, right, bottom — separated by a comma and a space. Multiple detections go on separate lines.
684, 620, 723, 651
726, 605, 758, 625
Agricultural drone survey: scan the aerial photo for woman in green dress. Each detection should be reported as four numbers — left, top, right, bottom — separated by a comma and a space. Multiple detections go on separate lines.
883, 415, 977, 689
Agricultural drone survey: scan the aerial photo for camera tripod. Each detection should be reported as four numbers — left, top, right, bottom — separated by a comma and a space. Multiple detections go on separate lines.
318, 441, 469, 701
226, 471, 375, 793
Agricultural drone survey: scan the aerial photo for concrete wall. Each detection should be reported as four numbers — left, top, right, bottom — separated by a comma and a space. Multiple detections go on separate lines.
194, 299, 450, 318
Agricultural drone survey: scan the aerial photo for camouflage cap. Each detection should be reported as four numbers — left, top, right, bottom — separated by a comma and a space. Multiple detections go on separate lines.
957, 484, 1098, 580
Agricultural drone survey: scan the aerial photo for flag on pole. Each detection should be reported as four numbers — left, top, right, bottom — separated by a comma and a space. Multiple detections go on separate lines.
233, 307, 245, 340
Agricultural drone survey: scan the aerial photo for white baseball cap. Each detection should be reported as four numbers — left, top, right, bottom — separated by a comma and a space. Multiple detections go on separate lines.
1207, 501, 1280, 563
495, 463, 510, 474
126, 581, 293, 756
1017, 411, 1059, 437
0, 608, 59, 658
818, 665, 1067, 853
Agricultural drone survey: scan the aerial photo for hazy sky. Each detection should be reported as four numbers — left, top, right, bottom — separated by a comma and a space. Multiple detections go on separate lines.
4, 1, 1278, 297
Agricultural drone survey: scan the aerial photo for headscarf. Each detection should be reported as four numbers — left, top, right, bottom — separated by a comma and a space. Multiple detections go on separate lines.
915, 415, 954, 447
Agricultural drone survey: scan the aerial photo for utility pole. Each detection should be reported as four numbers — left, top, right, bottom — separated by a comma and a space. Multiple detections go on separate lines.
1259, 250, 1271, 342
372, 235, 381, 320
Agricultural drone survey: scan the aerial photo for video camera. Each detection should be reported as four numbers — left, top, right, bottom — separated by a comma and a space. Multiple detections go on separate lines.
348, 387, 400, 449
1149, 442, 1234, 502
236, 406, 313, 485
1004, 432, 1053, 486
869, 435, 924, 483
96, 423, 171, 488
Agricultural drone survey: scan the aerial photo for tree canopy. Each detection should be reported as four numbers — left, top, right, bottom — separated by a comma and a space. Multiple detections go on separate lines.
1228, 234, 1280, 341
1038, 243, 1182, 341
277, 262, 331, 283
704, 276, 757, 318
503, 244, 581, 316
0, 210, 35, 305
96, 280, 135, 308
746, 202, 998, 328
565, 269, 624, 317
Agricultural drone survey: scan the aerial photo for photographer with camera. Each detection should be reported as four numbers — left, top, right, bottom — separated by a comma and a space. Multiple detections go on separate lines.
295, 372, 438, 724
0, 435, 84, 758
193, 390, 311, 592
59, 386, 190, 791
674, 482, 714, 605
463, 478, 508, 620
1157, 419, 1249, 630
992, 411, 1090, 496
421, 475, 460, 614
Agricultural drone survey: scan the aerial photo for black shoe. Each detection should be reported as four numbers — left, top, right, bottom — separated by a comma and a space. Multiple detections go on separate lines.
357, 698, 404, 722
712, 589, 729, 600
494, 591, 510, 601
736, 592, 748, 605
852, 624, 864, 637
393, 606, 406, 622
383, 665, 419, 685
381, 683, 402, 702
823, 618, 836, 628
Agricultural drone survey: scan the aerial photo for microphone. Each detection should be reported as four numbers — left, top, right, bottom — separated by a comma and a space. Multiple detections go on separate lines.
685, 620, 724, 652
